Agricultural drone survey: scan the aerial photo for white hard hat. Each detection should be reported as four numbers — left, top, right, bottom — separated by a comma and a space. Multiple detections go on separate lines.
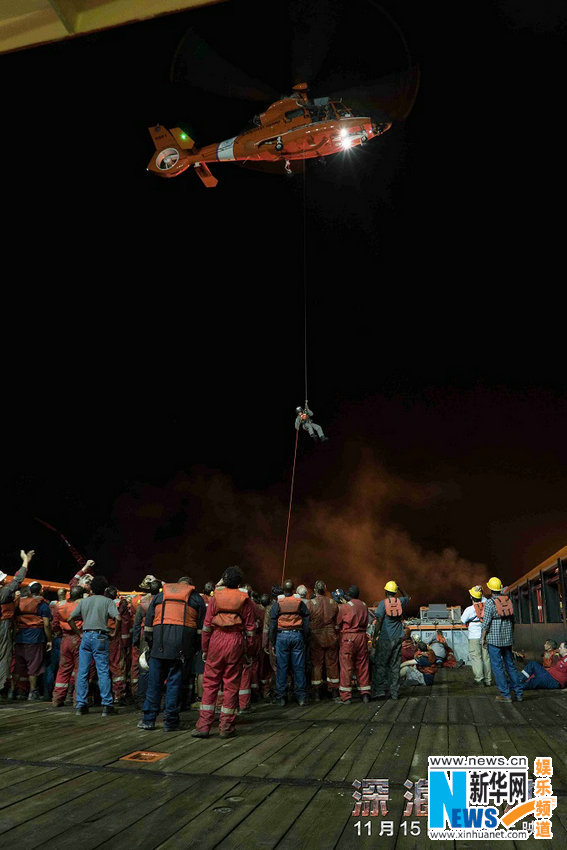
0, 571, 7, 582
139, 648, 150, 672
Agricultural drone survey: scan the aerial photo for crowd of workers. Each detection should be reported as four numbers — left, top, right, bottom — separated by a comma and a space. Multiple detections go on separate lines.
1, 550, 566, 736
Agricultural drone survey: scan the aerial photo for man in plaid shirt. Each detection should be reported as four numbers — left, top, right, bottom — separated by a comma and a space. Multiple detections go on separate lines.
481, 577, 523, 703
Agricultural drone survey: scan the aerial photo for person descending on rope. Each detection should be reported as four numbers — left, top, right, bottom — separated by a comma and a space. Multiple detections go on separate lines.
295, 405, 328, 441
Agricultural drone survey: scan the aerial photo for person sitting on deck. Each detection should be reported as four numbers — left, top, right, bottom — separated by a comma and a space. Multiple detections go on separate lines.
541, 640, 561, 669
400, 641, 438, 686
401, 627, 417, 662
518, 641, 567, 692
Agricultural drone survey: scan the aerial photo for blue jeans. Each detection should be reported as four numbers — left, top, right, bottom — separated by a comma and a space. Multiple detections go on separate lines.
43, 635, 61, 698
75, 631, 113, 707
520, 661, 561, 690
275, 630, 306, 700
143, 656, 183, 727
488, 644, 523, 698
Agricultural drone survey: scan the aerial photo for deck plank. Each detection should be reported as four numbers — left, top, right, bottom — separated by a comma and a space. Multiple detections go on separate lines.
155, 780, 277, 850
213, 784, 318, 850
95, 775, 241, 850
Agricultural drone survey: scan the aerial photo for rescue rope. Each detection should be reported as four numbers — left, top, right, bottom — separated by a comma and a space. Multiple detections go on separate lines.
303, 157, 308, 406
281, 421, 299, 587
281, 161, 308, 585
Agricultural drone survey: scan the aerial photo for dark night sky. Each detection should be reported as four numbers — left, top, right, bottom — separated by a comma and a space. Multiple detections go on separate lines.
2, 0, 566, 606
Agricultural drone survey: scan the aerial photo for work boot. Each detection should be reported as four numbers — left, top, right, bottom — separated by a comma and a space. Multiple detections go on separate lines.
313, 691, 321, 702
362, 694, 370, 704
219, 729, 236, 739
137, 720, 155, 730
7, 690, 15, 700
191, 729, 210, 739
163, 724, 180, 732
297, 697, 306, 706
515, 692, 523, 702
27, 689, 41, 701
75, 706, 89, 715
101, 705, 118, 716
370, 692, 387, 700
495, 695, 512, 703
272, 697, 286, 706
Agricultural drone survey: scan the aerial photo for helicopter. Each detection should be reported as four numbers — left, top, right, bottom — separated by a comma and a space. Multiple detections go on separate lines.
147, 81, 395, 187
147, 0, 419, 188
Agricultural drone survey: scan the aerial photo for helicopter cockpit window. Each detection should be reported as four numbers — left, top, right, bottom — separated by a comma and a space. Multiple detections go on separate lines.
284, 107, 305, 122
331, 102, 352, 118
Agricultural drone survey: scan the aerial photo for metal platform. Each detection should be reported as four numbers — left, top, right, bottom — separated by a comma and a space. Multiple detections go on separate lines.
1, 668, 567, 848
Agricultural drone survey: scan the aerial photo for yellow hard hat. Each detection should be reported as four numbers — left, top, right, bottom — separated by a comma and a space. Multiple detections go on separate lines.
487, 576, 503, 592
468, 586, 482, 599
384, 580, 398, 593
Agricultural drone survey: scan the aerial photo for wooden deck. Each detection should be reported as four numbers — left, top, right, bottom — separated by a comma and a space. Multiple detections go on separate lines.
1, 669, 567, 848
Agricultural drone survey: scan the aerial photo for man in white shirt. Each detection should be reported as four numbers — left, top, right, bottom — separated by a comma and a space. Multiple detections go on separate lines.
461, 585, 492, 686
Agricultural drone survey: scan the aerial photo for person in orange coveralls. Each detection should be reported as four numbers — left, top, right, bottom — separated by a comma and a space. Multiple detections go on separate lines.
51, 585, 84, 706
307, 579, 339, 699
192, 566, 256, 739
337, 585, 370, 704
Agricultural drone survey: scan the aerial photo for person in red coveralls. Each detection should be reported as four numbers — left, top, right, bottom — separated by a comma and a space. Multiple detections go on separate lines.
238, 586, 265, 712
260, 586, 282, 698
337, 585, 371, 704
192, 566, 256, 739
519, 641, 567, 691
401, 627, 418, 662
104, 586, 129, 704
307, 580, 339, 699
51, 585, 84, 706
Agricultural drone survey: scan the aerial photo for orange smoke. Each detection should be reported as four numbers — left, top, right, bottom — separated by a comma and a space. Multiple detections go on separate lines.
94, 451, 488, 612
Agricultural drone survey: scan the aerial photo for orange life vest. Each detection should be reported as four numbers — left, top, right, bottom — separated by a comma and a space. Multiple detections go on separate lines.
57, 600, 82, 632
153, 583, 198, 629
277, 595, 303, 630
211, 587, 247, 629
543, 650, 559, 669
1, 601, 15, 620
416, 649, 438, 676
473, 602, 485, 621
130, 593, 144, 613
493, 595, 513, 617
15, 597, 45, 629
384, 597, 403, 617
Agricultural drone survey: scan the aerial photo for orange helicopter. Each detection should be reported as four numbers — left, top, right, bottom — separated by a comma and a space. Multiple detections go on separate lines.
147, 81, 394, 188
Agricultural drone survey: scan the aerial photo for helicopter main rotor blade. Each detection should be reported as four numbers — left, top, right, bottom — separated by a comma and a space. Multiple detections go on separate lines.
289, 0, 344, 87
170, 29, 278, 104
323, 65, 420, 122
